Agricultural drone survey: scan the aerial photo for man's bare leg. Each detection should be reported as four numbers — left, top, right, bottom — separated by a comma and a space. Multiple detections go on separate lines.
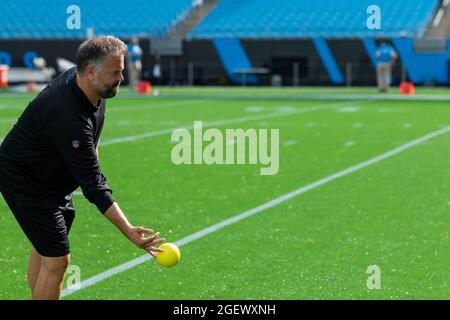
28, 247, 41, 291
32, 255, 70, 300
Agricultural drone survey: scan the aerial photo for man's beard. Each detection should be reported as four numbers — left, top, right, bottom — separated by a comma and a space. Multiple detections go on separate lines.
93, 79, 121, 99
100, 83, 120, 98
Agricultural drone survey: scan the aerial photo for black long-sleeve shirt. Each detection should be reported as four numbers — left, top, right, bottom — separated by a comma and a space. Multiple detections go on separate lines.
0, 67, 115, 213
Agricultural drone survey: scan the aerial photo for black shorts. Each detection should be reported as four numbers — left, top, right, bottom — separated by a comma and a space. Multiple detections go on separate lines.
0, 191, 75, 257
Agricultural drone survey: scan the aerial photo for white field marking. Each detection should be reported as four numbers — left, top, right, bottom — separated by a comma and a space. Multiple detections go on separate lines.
0, 104, 24, 110
0, 118, 17, 123
377, 107, 407, 113
283, 140, 298, 146
114, 120, 177, 126
0, 100, 204, 112
276, 106, 298, 112
337, 106, 360, 113
100, 102, 352, 147
61, 124, 450, 298
114, 120, 159, 126
227, 139, 237, 145
245, 106, 265, 112
0, 100, 206, 113
116, 120, 132, 126
159, 120, 177, 126
107, 100, 209, 113
345, 141, 356, 147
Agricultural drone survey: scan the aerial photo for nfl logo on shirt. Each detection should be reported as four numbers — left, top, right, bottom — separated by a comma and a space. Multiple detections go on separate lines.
72, 140, 80, 149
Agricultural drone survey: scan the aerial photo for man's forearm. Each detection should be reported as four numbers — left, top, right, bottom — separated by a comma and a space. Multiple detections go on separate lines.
104, 202, 132, 235
103, 202, 165, 253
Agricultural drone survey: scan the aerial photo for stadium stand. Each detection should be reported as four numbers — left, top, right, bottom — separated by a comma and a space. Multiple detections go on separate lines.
0, 0, 194, 39
189, 0, 440, 39
425, 0, 450, 38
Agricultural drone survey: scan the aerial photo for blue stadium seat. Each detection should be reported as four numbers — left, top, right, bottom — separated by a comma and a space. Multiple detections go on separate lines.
0, 0, 194, 39
189, 0, 439, 39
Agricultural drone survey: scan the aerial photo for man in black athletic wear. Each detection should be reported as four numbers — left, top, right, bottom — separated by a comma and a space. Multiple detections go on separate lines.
0, 36, 164, 300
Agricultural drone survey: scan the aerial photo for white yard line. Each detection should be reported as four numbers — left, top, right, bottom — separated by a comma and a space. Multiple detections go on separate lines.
62, 124, 450, 297
0, 100, 208, 112
107, 100, 209, 113
283, 140, 298, 146
0, 118, 18, 123
100, 102, 351, 147
0, 105, 24, 110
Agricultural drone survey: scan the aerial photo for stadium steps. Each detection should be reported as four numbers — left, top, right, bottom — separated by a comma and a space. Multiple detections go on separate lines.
413, 38, 448, 53
152, 0, 219, 56
169, 0, 219, 40
425, 3, 450, 38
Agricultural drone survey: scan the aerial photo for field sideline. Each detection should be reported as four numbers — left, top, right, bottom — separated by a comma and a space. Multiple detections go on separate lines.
0, 87, 449, 299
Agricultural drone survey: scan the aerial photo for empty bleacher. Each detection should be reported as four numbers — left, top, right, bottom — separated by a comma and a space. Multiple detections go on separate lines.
425, 0, 450, 38
189, 0, 440, 39
0, 0, 194, 39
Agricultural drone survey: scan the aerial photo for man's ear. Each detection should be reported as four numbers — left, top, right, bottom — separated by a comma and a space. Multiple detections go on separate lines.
86, 64, 96, 81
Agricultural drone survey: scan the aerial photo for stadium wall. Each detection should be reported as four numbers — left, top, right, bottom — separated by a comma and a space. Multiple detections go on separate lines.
0, 38, 448, 86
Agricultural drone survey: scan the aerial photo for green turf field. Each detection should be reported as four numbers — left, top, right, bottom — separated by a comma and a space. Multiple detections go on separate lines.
0, 87, 449, 299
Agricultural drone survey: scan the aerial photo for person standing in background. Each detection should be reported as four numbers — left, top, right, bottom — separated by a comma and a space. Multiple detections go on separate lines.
375, 41, 398, 93
127, 37, 143, 91
152, 52, 162, 85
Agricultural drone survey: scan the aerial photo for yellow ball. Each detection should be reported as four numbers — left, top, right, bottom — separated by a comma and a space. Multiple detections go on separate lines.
155, 243, 181, 268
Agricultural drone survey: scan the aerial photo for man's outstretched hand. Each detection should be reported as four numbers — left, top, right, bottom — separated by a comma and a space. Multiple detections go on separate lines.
104, 202, 166, 256
124, 226, 165, 257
